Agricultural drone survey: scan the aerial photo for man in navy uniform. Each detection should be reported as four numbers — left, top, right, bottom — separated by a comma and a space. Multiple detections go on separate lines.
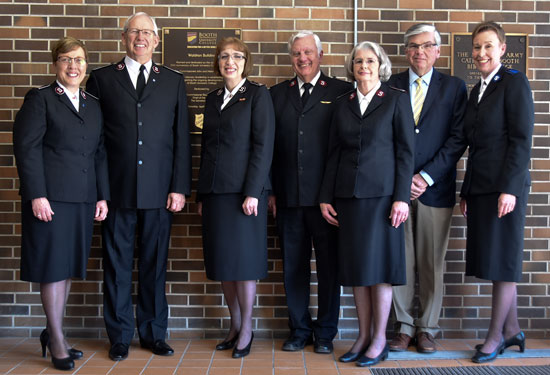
388, 23, 467, 353
86, 12, 191, 360
269, 31, 352, 354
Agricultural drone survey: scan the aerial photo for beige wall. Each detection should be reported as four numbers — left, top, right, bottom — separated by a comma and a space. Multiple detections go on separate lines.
1, 0, 549, 340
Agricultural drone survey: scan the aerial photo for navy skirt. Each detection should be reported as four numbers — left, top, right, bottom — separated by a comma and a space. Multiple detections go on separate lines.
20, 200, 95, 283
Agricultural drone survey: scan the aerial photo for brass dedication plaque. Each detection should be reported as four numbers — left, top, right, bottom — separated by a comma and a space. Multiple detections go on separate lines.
162, 28, 241, 134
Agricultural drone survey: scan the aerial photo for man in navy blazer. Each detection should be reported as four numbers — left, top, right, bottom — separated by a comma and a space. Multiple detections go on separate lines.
269, 31, 352, 354
387, 24, 467, 353
86, 12, 191, 360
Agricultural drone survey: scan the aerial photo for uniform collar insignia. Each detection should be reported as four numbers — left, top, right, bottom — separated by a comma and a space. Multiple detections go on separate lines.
116, 63, 125, 70
319, 80, 327, 86
238, 86, 246, 93
494, 75, 501, 81
152, 65, 160, 74
376, 89, 384, 97
55, 87, 64, 95
289, 80, 296, 87
239, 97, 246, 101
217, 89, 223, 96
80, 91, 86, 99
349, 92, 356, 100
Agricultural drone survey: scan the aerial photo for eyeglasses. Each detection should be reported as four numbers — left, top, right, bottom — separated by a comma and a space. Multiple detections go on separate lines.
406, 42, 438, 51
127, 28, 156, 37
218, 53, 246, 62
353, 58, 378, 65
57, 57, 87, 66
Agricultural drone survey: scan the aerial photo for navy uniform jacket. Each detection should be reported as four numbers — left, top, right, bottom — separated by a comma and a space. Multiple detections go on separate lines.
197, 80, 275, 199
13, 82, 109, 204
319, 83, 414, 204
388, 69, 467, 208
270, 72, 352, 208
86, 60, 191, 209
461, 66, 534, 198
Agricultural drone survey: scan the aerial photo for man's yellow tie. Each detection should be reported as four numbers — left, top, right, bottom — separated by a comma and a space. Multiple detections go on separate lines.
413, 77, 424, 125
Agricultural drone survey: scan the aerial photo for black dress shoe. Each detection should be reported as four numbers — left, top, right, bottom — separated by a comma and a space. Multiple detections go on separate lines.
216, 334, 239, 351
356, 345, 390, 367
68, 348, 83, 359
232, 332, 253, 358
314, 339, 333, 354
471, 340, 504, 363
109, 343, 129, 361
141, 340, 174, 356
339, 346, 368, 363
282, 335, 313, 351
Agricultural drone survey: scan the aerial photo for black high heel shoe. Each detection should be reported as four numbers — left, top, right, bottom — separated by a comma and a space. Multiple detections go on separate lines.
504, 331, 525, 352
40, 329, 83, 360
232, 332, 254, 358
356, 344, 389, 367
339, 345, 368, 363
471, 339, 504, 364
216, 333, 239, 351
40, 329, 77, 370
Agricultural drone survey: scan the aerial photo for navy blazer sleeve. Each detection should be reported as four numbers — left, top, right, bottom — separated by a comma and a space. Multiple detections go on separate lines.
170, 74, 192, 196
13, 89, 48, 200
422, 79, 467, 184
392, 91, 416, 202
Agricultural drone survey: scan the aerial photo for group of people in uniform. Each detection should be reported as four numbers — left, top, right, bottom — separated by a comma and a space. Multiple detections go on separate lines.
13, 10, 533, 371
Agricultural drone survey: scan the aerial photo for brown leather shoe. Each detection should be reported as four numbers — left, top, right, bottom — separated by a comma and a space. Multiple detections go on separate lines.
416, 332, 436, 353
389, 333, 412, 352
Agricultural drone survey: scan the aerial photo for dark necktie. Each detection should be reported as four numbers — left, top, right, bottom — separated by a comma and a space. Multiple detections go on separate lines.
136, 65, 146, 98
301, 82, 312, 107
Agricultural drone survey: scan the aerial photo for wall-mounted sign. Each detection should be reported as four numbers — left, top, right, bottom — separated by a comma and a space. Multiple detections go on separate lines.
451, 33, 528, 92
162, 28, 241, 133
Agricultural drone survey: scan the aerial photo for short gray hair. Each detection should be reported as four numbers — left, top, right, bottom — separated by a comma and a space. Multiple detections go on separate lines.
123, 12, 159, 36
345, 41, 392, 82
288, 31, 323, 56
404, 23, 441, 47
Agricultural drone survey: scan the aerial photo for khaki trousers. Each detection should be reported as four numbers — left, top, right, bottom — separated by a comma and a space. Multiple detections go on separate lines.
392, 199, 453, 337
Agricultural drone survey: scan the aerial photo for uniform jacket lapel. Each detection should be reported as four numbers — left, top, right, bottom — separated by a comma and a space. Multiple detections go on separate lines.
52, 82, 83, 120
222, 80, 249, 112
140, 62, 160, 101
362, 85, 385, 118
287, 78, 302, 113
346, 91, 362, 119
479, 65, 506, 104
113, 59, 139, 100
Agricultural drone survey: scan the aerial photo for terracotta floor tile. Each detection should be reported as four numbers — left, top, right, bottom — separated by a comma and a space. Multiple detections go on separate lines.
8, 365, 50, 374
426, 359, 462, 367
182, 352, 212, 360
368, 360, 399, 368
526, 339, 550, 349
178, 359, 212, 367
242, 358, 274, 367
273, 359, 304, 368
397, 359, 430, 367
210, 358, 243, 367
208, 368, 242, 375
274, 368, 306, 375
141, 369, 177, 375
436, 339, 473, 350
147, 357, 182, 366
112, 359, 150, 367
175, 368, 209, 375
76, 367, 113, 374
339, 368, 374, 374
517, 357, 550, 365
241, 368, 273, 375
305, 368, 341, 375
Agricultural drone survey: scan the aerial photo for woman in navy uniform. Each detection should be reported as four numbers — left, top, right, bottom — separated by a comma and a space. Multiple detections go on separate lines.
319, 41, 414, 367
197, 37, 275, 358
13, 37, 109, 370
460, 21, 534, 363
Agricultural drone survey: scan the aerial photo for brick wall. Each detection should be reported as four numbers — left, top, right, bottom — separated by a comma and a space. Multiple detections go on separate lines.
1, 0, 549, 340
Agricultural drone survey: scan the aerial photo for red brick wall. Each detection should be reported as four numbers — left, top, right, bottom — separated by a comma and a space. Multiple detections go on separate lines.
1, 0, 549, 340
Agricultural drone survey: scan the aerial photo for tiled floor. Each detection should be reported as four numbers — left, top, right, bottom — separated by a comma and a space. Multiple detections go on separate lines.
1, 337, 549, 375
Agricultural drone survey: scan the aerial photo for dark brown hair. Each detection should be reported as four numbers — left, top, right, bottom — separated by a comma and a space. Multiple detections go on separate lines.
51, 36, 89, 63
213, 37, 252, 78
